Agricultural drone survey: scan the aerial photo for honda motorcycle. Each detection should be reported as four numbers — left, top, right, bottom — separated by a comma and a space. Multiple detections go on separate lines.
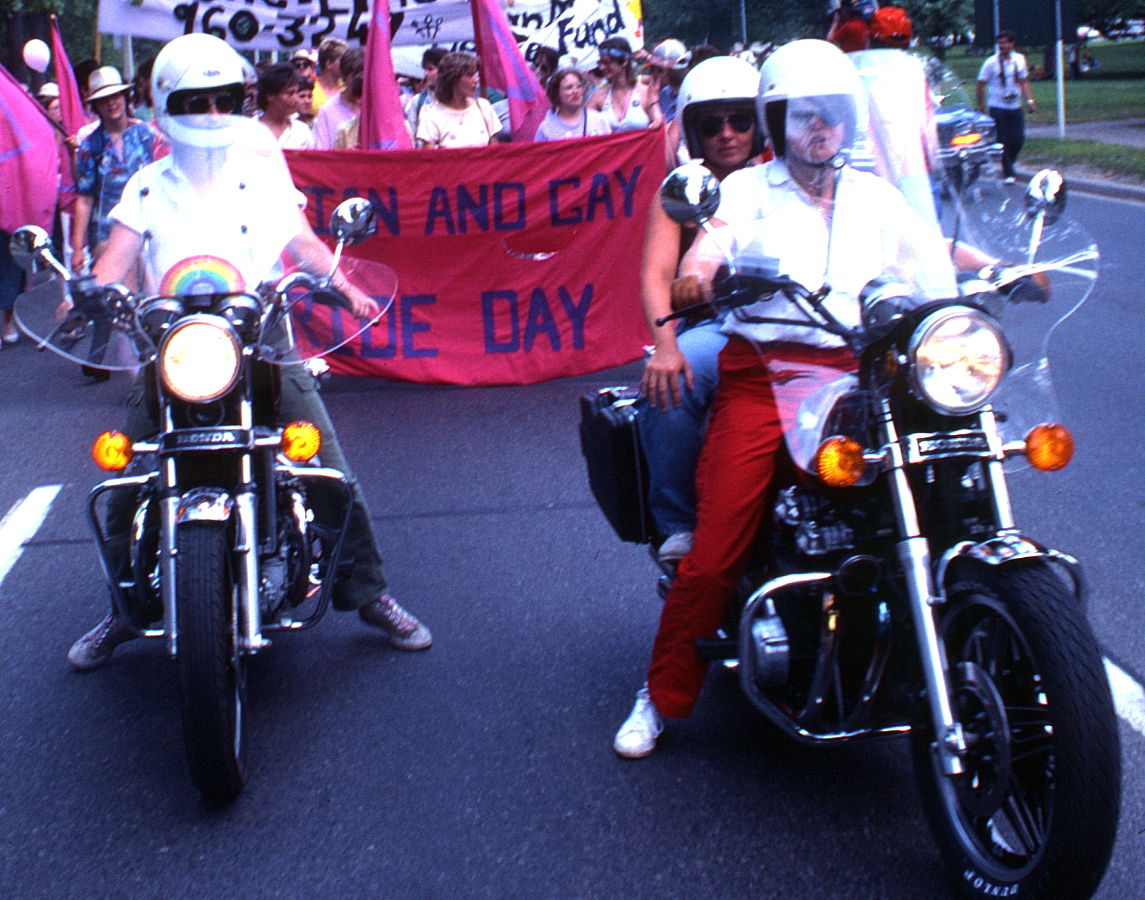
583, 53, 1120, 898
10, 198, 392, 802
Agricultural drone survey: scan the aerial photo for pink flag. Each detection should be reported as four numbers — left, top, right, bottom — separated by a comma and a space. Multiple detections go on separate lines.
359, 5, 413, 149
49, 15, 88, 137
0, 63, 61, 232
470, 0, 547, 142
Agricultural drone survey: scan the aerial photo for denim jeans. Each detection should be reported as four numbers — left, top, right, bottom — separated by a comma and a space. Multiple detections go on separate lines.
636, 318, 727, 537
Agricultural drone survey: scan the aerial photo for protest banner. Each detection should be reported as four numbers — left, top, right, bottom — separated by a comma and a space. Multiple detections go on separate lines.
286, 128, 663, 385
95, 0, 642, 65
0, 64, 61, 233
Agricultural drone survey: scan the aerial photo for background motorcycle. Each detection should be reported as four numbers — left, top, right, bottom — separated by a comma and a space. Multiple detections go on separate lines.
10, 198, 393, 802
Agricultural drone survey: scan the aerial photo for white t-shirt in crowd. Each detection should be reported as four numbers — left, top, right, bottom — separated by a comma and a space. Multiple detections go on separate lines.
415, 97, 502, 148
977, 51, 1029, 110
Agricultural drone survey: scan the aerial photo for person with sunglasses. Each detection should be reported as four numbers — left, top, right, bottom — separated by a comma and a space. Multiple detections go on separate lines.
636, 55, 766, 570
615, 40, 953, 759
65, 33, 432, 671
588, 37, 662, 132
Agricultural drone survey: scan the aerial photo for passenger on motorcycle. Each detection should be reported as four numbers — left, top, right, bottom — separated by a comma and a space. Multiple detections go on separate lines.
637, 56, 765, 563
615, 39, 953, 758
67, 33, 432, 671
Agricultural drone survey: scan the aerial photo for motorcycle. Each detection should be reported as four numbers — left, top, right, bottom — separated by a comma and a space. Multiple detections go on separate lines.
583, 53, 1120, 898
9, 198, 393, 802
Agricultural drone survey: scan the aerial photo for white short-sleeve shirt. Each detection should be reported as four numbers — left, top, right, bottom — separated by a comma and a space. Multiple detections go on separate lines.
111, 145, 307, 296
713, 160, 953, 347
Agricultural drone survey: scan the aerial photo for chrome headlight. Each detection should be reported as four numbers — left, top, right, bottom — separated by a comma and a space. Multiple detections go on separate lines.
908, 307, 1009, 415
159, 315, 242, 403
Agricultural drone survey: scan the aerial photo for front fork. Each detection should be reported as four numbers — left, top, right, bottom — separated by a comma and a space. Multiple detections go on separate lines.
879, 402, 1019, 776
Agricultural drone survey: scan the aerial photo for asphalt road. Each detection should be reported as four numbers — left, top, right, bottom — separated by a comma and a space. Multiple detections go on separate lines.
1, 189, 1142, 898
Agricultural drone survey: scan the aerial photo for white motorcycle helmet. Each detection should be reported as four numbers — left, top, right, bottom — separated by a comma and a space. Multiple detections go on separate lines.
757, 39, 861, 161
678, 56, 763, 159
152, 33, 253, 149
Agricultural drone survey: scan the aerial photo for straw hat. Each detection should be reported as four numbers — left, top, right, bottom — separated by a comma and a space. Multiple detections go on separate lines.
86, 66, 131, 102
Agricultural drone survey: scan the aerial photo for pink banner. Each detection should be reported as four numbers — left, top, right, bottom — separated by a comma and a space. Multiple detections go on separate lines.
286, 129, 665, 385
359, 0, 412, 150
471, 0, 547, 143
50, 15, 88, 137
0, 64, 60, 233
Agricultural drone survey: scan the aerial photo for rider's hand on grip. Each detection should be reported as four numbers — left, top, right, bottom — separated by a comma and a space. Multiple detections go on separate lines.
670, 273, 712, 311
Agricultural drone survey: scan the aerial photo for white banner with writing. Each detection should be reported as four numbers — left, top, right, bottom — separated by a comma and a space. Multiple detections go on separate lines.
97, 0, 642, 65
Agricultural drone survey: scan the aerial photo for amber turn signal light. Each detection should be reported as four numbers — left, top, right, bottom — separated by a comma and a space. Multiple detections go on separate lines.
951, 132, 983, 147
814, 436, 866, 487
282, 421, 321, 462
1026, 423, 1073, 471
92, 431, 133, 471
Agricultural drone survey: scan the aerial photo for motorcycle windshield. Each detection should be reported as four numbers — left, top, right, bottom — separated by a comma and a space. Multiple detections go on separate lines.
947, 178, 1098, 448
13, 271, 156, 372
256, 256, 398, 365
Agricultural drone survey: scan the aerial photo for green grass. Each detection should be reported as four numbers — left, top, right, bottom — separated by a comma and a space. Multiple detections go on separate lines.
1023, 138, 1145, 182
941, 39, 1145, 122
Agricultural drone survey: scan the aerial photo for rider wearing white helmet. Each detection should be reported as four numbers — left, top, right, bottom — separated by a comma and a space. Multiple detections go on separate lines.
615, 40, 952, 759
66, 33, 433, 672
638, 54, 763, 567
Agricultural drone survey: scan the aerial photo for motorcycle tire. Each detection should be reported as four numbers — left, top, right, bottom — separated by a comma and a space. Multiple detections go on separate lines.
911, 561, 1120, 898
176, 521, 247, 803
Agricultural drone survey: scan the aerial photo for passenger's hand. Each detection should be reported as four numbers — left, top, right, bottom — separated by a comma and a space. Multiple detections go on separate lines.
641, 343, 693, 411
670, 274, 711, 310
70, 248, 86, 274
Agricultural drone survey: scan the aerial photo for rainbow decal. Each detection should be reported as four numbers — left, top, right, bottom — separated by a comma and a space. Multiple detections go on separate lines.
159, 255, 246, 297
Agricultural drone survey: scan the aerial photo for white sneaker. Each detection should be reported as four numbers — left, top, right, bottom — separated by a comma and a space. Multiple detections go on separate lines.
613, 685, 663, 759
1003, 176, 1016, 185
658, 531, 693, 563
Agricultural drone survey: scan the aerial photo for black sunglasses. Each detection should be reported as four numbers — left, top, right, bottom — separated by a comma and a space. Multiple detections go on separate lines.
167, 85, 244, 116
697, 111, 754, 138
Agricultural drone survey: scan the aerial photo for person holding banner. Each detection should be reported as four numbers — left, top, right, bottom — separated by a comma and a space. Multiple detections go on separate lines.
312, 47, 363, 150
534, 67, 610, 141
416, 52, 505, 148
66, 32, 432, 670
589, 37, 663, 133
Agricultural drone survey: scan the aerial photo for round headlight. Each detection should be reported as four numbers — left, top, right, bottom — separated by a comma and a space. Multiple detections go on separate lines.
909, 307, 1009, 415
159, 315, 242, 403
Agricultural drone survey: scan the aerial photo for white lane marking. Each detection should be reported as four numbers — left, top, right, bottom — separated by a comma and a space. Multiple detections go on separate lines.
0, 486, 62, 585
1105, 657, 1145, 739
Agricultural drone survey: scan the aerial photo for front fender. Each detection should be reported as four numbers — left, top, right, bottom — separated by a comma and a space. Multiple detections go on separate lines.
937, 533, 1086, 612
176, 487, 235, 524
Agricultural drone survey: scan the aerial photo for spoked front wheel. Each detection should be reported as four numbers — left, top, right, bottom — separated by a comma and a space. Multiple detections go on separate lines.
912, 562, 1120, 898
176, 522, 247, 803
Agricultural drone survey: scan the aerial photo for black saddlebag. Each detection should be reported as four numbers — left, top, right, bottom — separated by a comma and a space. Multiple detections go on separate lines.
578, 386, 654, 544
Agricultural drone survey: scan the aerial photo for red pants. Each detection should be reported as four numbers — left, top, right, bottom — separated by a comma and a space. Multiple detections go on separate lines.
647, 338, 856, 718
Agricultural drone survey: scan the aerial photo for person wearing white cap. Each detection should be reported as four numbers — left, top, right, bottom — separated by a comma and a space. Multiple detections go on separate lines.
36, 82, 63, 125
70, 65, 160, 281
645, 38, 689, 123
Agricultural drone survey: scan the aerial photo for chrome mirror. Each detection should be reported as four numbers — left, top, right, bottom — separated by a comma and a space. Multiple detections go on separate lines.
329, 198, 378, 246
659, 163, 721, 227
1025, 169, 1067, 225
